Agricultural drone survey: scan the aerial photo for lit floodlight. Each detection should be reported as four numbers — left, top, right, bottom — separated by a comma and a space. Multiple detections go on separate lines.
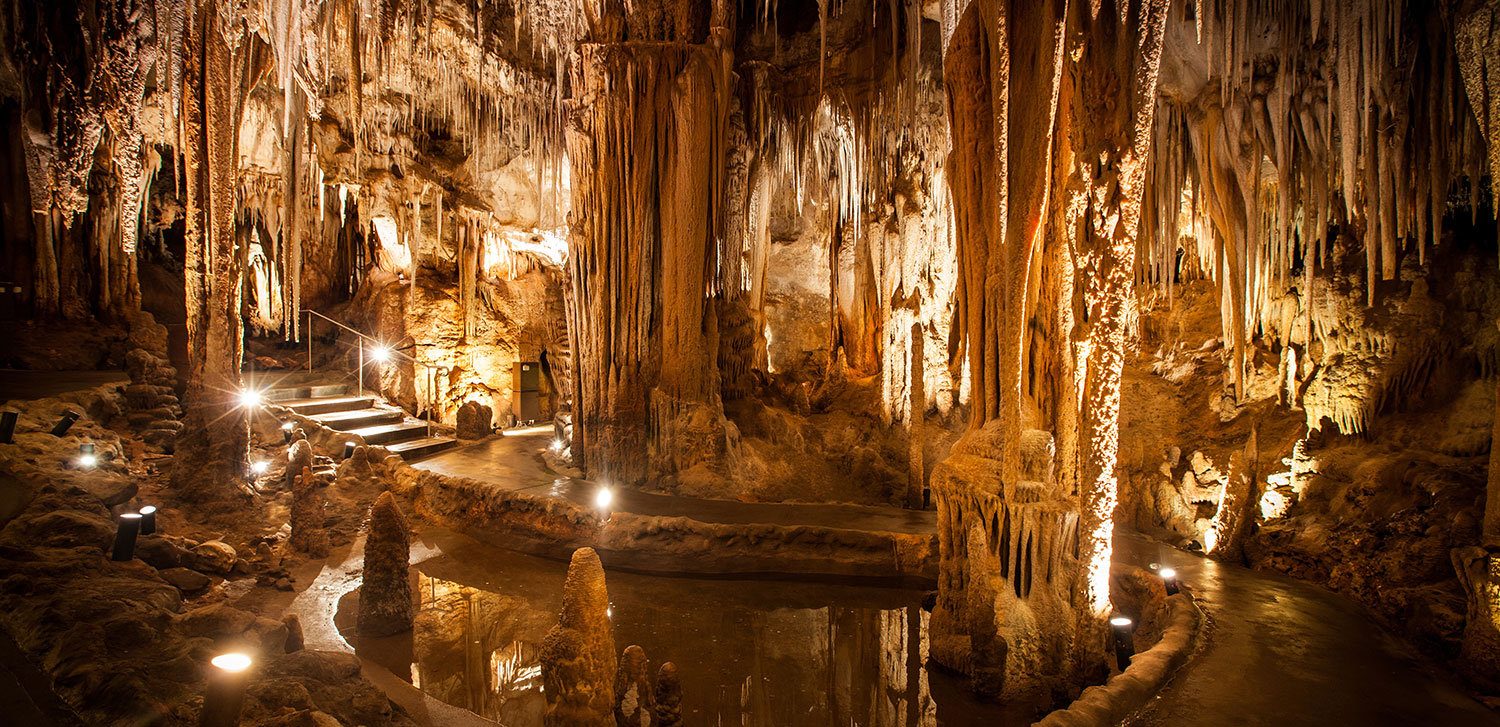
1160, 567, 1180, 596
1109, 616, 1133, 627
595, 487, 612, 509
1159, 567, 1176, 579
281, 421, 295, 431
371, 345, 391, 363
139, 505, 158, 535
551, 439, 564, 452
239, 389, 262, 408
211, 653, 253, 672
250, 460, 269, 476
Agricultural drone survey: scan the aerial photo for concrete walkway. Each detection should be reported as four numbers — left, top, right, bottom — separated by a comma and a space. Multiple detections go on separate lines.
1118, 533, 1499, 726
411, 428, 938, 535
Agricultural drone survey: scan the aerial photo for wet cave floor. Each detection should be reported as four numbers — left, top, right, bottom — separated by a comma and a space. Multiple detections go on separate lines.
332, 528, 1024, 727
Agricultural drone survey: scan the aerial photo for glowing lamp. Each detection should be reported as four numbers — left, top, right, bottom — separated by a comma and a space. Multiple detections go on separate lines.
138, 505, 158, 535
77, 443, 97, 469
370, 345, 391, 363
1159, 567, 1180, 596
281, 421, 294, 444
111, 513, 142, 562
595, 487, 612, 510
343, 441, 357, 460
551, 439, 564, 452
210, 653, 252, 672
238, 389, 261, 408
201, 652, 253, 727
1109, 616, 1136, 671
250, 460, 269, 476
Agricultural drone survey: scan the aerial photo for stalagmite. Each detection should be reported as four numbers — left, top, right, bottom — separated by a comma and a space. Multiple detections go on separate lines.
540, 547, 616, 727
1206, 426, 1259, 563
614, 645, 654, 727
288, 466, 328, 556
651, 662, 683, 727
357, 491, 414, 636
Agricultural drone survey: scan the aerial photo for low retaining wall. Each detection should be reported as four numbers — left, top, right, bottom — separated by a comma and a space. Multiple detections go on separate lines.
1035, 589, 1203, 727
392, 466, 939, 585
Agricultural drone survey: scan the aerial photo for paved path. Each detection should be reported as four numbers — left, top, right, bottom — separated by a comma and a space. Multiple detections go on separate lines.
412, 428, 938, 535
1118, 532, 1499, 726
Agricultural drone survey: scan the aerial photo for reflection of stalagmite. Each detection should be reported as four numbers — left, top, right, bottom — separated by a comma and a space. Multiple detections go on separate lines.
358, 492, 414, 636
540, 547, 616, 727
651, 662, 683, 727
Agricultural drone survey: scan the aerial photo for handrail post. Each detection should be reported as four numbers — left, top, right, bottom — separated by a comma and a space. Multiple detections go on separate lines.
358, 343, 364, 397
306, 310, 312, 373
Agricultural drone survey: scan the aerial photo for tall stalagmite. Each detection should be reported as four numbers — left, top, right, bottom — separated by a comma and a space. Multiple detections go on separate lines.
540, 547, 617, 727
357, 491, 413, 636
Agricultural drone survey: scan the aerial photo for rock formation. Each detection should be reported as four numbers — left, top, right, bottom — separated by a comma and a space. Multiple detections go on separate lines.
288, 466, 328, 557
614, 645, 654, 727
651, 662, 683, 727
357, 492, 413, 637
540, 547, 616, 727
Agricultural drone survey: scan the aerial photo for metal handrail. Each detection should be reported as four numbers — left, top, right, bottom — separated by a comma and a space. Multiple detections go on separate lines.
301, 308, 447, 438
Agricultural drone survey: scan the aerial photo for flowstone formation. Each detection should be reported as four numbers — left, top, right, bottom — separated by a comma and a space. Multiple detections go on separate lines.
357, 492, 414, 637
540, 547, 617, 727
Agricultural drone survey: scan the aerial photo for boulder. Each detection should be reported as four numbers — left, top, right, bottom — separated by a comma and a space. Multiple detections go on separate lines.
456, 401, 492, 440
191, 540, 237, 575
158, 567, 211, 594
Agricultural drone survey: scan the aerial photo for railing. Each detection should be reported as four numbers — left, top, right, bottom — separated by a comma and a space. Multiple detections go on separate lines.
301, 309, 447, 439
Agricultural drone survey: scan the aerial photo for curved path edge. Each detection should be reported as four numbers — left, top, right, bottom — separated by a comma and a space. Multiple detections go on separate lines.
1035, 591, 1203, 727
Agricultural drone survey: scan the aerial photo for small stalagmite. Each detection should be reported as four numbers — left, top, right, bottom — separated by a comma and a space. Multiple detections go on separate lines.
285, 437, 312, 492
540, 547, 616, 727
357, 491, 413, 636
288, 466, 328, 556
614, 644, 653, 726
651, 662, 683, 727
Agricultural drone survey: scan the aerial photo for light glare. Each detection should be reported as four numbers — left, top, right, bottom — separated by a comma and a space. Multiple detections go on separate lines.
211, 653, 252, 672
78, 454, 97, 468
595, 487, 612, 509
1159, 567, 1176, 580
239, 390, 261, 408
250, 461, 269, 475
371, 345, 391, 362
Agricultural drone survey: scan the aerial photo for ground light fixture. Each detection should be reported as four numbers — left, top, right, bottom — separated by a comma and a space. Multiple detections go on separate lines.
343, 441, 357, 459
138, 505, 158, 535
250, 460, 269, 476
370, 344, 391, 363
200, 653, 253, 727
1160, 567, 1180, 596
50, 409, 81, 436
281, 421, 295, 443
1109, 616, 1136, 671
77, 442, 97, 469
238, 389, 261, 408
0, 410, 17, 443
111, 513, 142, 562
595, 486, 613, 510
551, 439, 564, 453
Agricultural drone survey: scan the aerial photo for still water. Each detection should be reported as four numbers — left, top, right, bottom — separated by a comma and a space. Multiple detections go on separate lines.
336, 532, 1024, 727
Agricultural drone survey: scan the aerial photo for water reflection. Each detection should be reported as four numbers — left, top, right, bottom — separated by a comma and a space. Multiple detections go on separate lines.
339, 538, 1022, 726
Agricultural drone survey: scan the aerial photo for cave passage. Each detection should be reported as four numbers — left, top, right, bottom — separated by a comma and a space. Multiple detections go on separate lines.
2, 1, 1500, 726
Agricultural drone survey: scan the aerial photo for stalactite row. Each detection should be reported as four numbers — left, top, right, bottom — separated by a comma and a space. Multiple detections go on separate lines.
1139, 0, 1494, 401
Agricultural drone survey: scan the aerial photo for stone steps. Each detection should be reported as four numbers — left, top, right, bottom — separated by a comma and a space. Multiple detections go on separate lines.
266, 377, 456, 461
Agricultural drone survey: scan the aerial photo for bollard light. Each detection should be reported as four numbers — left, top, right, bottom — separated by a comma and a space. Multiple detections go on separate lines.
343, 441, 356, 460
0, 410, 17, 443
77, 443, 97, 469
1160, 567, 1180, 596
281, 421, 294, 444
1109, 616, 1136, 671
112, 513, 142, 562
200, 652, 253, 727
50, 410, 80, 437
139, 505, 158, 535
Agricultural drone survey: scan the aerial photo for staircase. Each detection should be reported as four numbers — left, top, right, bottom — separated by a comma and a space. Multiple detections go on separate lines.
264, 376, 457, 461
